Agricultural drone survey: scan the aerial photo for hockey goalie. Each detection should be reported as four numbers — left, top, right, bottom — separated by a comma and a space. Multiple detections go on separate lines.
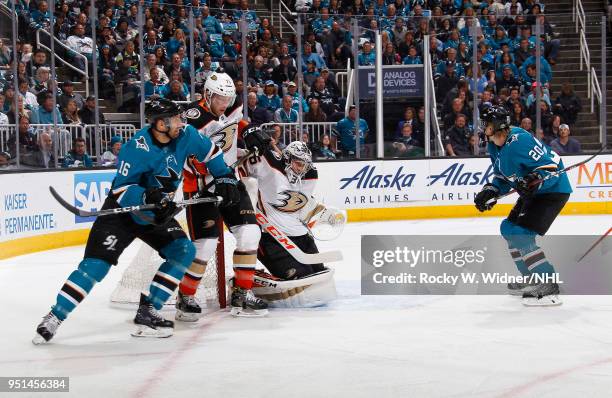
238, 134, 345, 308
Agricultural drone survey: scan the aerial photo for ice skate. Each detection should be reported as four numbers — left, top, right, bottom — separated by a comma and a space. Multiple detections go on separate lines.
230, 287, 269, 317
132, 294, 174, 338
507, 281, 537, 296
32, 311, 63, 345
522, 283, 562, 307
175, 291, 202, 322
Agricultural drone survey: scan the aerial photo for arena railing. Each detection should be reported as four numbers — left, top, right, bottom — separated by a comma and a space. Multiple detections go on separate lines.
278, 0, 297, 37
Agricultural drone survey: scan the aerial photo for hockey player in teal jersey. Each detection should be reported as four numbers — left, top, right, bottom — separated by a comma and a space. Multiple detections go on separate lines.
474, 106, 572, 306
33, 99, 239, 343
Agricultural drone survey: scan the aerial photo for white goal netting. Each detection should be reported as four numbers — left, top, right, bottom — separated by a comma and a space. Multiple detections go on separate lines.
110, 221, 235, 308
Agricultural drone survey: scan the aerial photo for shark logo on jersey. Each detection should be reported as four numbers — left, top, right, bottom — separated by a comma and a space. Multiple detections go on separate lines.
271, 190, 309, 213
166, 154, 178, 168
210, 123, 238, 152
136, 136, 150, 152
507, 134, 519, 146
155, 167, 181, 192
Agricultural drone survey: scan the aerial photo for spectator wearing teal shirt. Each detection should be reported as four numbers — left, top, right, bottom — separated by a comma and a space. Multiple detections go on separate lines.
520, 50, 552, 84
62, 137, 93, 168
274, 96, 299, 124
286, 82, 309, 113
358, 41, 377, 66
257, 81, 282, 113
31, 93, 64, 125
402, 45, 422, 64
334, 106, 369, 156
311, 8, 334, 36
202, 6, 223, 34
302, 42, 326, 71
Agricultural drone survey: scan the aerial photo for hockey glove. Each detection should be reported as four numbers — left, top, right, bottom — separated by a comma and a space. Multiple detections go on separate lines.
515, 171, 542, 197
474, 183, 500, 212
214, 174, 240, 207
243, 125, 271, 154
144, 188, 178, 224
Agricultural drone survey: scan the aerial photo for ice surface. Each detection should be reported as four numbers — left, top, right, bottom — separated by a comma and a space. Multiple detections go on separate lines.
1, 215, 612, 398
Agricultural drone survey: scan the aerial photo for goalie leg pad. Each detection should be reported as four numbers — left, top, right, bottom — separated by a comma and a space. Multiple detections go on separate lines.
53, 258, 111, 320
252, 268, 337, 308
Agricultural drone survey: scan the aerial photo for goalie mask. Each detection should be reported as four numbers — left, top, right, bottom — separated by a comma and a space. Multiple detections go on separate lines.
203, 72, 236, 116
282, 141, 312, 184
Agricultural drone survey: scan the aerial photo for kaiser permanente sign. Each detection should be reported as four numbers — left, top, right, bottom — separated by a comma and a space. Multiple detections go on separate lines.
358, 64, 424, 98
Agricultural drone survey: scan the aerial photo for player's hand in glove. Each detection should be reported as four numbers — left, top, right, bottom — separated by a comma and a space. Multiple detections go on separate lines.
144, 188, 178, 224
474, 184, 500, 212
214, 174, 240, 207
243, 125, 271, 154
515, 171, 542, 197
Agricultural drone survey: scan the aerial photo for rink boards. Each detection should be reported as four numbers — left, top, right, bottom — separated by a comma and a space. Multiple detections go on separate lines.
0, 154, 610, 258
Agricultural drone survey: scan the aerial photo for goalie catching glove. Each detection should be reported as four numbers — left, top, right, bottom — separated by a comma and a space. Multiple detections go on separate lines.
474, 184, 499, 212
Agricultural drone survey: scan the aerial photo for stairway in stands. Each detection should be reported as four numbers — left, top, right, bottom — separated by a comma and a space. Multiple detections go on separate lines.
542, 0, 610, 150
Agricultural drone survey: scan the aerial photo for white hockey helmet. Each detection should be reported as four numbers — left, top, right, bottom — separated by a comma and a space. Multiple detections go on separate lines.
203, 71, 236, 109
282, 141, 312, 183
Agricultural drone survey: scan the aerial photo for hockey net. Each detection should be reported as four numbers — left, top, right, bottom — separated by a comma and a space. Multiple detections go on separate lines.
110, 219, 235, 308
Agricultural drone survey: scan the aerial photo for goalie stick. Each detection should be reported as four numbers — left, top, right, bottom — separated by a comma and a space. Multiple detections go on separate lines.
49, 186, 222, 218
486, 147, 604, 205
255, 211, 343, 264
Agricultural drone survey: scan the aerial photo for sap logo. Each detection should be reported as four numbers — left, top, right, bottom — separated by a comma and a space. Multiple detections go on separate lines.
74, 172, 115, 223
339, 165, 415, 191
428, 163, 494, 186
577, 162, 612, 185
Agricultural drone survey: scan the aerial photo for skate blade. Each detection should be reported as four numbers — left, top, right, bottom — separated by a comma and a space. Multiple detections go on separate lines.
32, 334, 48, 345
522, 295, 563, 307
131, 325, 173, 338
230, 307, 269, 317
175, 311, 201, 322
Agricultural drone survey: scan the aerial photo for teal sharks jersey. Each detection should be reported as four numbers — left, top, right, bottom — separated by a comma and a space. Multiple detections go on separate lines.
110, 124, 230, 221
487, 127, 573, 195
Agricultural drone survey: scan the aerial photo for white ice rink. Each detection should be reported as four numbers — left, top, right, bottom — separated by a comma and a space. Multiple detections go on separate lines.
2, 215, 612, 398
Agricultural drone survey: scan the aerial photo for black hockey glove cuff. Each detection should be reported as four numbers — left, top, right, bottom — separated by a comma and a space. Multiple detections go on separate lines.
515, 171, 542, 197
474, 183, 500, 212
243, 125, 271, 154
214, 174, 240, 207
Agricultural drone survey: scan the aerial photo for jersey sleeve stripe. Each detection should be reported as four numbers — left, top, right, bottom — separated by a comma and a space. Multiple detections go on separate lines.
535, 164, 558, 170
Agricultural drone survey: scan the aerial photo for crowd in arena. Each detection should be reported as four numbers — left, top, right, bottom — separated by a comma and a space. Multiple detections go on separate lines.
0, 0, 586, 169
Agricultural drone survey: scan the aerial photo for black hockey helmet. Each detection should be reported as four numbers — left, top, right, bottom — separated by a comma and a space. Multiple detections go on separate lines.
145, 98, 184, 123
480, 106, 511, 133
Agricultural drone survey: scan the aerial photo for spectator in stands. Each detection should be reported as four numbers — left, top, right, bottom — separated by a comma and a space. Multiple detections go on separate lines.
274, 95, 299, 124
30, 0, 51, 30
164, 80, 188, 101
536, 14, 561, 65
257, 81, 282, 113
31, 66, 51, 96
66, 24, 94, 81
5, 116, 37, 161
61, 99, 82, 125
436, 48, 464, 77
529, 100, 553, 133
144, 53, 168, 83
58, 81, 84, 110
308, 76, 337, 117
164, 53, 190, 84
334, 105, 369, 157
391, 123, 424, 158
444, 114, 472, 157
312, 134, 338, 160
26, 49, 48, 78
0, 95, 7, 124
235, 0, 260, 24
319, 68, 341, 98
555, 83, 582, 125
23, 131, 54, 168
496, 65, 520, 93
6, 95, 31, 124
246, 92, 271, 126
78, 96, 105, 125
144, 29, 161, 54
466, 64, 488, 94
115, 18, 138, 52
100, 135, 122, 166
402, 45, 421, 65
443, 98, 470, 131
398, 31, 416, 60
357, 41, 376, 66
144, 67, 166, 99
248, 55, 272, 85
271, 55, 297, 88
526, 82, 551, 109
436, 61, 459, 102
305, 98, 327, 123
303, 60, 320, 88
520, 117, 534, 135
2, 85, 15, 113
98, 45, 118, 97
31, 93, 63, 125
0, 39, 11, 70
520, 47, 552, 85
62, 137, 93, 168
269, 124, 286, 154
395, 107, 415, 138
382, 42, 401, 65
166, 29, 187, 58
17, 79, 37, 110
302, 42, 326, 72
510, 102, 526, 127
543, 114, 562, 145
286, 82, 309, 113
551, 124, 581, 155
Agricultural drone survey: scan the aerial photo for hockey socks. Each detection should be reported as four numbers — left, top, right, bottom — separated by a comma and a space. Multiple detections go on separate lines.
52, 258, 111, 320
233, 250, 257, 289
178, 259, 207, 296
148, 238, 195, 310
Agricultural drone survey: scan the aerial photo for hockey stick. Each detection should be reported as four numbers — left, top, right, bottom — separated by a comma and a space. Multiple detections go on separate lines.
49, 186, 222, 218
255, 211, 343, 264
577, 226, 612, 262
486, 147, 605, 205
